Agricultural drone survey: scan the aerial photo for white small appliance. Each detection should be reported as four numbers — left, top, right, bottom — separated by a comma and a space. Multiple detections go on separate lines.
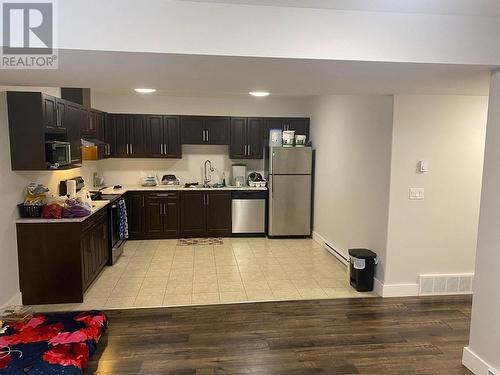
232, 164, 247, 186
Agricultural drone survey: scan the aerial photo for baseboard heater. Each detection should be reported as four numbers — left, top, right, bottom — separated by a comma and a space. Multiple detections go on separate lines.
323, 241, 349, 266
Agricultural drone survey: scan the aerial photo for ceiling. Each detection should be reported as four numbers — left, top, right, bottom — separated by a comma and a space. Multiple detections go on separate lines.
179, 0, 500, 17
0, 50, 493, 97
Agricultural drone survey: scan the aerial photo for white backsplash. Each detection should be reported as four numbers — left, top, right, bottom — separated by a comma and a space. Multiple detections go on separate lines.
96, 145, 264, 186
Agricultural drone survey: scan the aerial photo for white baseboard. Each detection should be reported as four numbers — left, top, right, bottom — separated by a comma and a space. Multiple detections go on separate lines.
463, 346, 499, 375
373, 278, 384, 297
0, 292, 22, 310
381, 283, 420, 297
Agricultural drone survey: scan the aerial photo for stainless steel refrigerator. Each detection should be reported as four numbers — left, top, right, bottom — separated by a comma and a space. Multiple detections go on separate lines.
265, 147, 313, 236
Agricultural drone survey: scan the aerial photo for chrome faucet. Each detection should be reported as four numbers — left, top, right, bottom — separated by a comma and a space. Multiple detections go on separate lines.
203, 159, 215, 187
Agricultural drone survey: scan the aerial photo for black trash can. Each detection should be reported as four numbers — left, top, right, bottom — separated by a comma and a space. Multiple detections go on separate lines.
348, 249, 377, 292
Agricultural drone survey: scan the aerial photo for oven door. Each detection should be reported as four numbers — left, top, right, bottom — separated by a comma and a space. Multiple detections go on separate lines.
108, 202, 125, 265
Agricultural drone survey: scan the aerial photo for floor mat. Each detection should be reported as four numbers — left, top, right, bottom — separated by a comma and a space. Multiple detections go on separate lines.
177, 238, 224, 246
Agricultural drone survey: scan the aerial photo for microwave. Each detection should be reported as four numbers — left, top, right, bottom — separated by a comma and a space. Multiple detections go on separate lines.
45, 141, 71, 168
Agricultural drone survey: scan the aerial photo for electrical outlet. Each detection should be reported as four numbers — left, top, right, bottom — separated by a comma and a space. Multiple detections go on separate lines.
409, 188, 425, 200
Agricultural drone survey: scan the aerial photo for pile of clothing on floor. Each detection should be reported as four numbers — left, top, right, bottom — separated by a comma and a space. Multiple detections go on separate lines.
0, 310, 107, 374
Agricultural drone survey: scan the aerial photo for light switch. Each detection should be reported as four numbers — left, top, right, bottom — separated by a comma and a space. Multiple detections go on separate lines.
418, 160, 429, 173
409, 188, 425, 200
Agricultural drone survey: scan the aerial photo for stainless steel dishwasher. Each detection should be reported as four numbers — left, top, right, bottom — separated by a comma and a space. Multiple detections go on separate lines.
231, 190, 267, 235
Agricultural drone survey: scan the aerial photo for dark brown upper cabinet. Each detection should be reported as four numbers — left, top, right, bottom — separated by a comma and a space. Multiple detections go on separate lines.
146, 115, 181, 158
42, 94, 67, 133
108, 114, 148, 158
7, 91, 83, 170
180, 191, 231, 238
263, 117, 310, 141
230, 117, 263, 159
65, 102, 83, 165
181, 116, 229, 145
85, 110, 97, 135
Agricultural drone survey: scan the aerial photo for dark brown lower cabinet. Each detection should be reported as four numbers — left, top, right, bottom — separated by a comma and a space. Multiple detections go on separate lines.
126, 190, 231, 239
16, 209, 108, 305
180, 191, 232, 238
127, 192, 145, 239
81, 209, 109, 290
145, 192, 179, 238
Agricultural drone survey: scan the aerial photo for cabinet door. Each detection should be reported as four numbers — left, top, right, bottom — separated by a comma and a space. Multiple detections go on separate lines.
206, 191, 232, 237
96, 112, 105, 141
180, 191, 206, 238
205, 117, 229, 145
229, 117, 247, 159
65, 103, 82, 164
104, 114, 114, 157
263, 118, 285, 141
42, 94, 57, 129
163, 195, 179, 238
287, 118, 310, 139
146, 115, 164, 158
246, 117, 263, 159
164, 116, 181, 158
81, 231, 92, 289
127, 192, 145, 238
55, 99, 66, 129
129, 115, 147, 157
86, 111, 97, 135
145, 194, 164, 236
181, 116, 205, 144
112, 115, 129, 158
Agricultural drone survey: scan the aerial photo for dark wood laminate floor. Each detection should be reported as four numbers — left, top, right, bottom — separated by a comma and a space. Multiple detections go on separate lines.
86, 295, 473, 375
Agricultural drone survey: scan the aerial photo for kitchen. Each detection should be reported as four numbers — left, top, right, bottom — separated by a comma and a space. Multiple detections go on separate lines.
7, 87, 356, 310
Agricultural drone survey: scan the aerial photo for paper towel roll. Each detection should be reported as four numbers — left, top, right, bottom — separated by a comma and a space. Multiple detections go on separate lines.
66, 180, 77, 198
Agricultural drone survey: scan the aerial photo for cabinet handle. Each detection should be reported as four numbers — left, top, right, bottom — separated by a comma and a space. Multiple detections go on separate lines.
160, 144, 163, 155
164, 203, 167, 215
156, 194, 171, 197
206, 194, 209, 206
248, 145, 251, 156
202, 130, 206, 142
126, 144, 129, 155
142, 195, 145, 207
130, 144, 133, 155
164, 143, 168, 155
206, 130, 209, 142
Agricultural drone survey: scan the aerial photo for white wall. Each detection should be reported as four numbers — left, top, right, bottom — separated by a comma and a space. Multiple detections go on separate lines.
57, 0, 500, 65
463, 71, 500, 375
0, 87, 97, 307
99, 146, 263, 186
92, 92, 310, 185
91, 92, 311, 117
384, 95, 488, 287
310, 95, 393, 280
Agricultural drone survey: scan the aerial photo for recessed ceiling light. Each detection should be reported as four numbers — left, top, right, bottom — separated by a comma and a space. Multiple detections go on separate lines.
134, 88, 156, 94
249, 91, 270, 97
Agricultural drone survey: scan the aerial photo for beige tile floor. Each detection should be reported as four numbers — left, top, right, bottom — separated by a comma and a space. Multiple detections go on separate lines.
33, 238, 376, 312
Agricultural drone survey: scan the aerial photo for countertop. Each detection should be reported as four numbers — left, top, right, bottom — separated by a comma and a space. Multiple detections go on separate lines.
16, 185, 267, 224
16, 200, 111, 224
96, 185, 267, 195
